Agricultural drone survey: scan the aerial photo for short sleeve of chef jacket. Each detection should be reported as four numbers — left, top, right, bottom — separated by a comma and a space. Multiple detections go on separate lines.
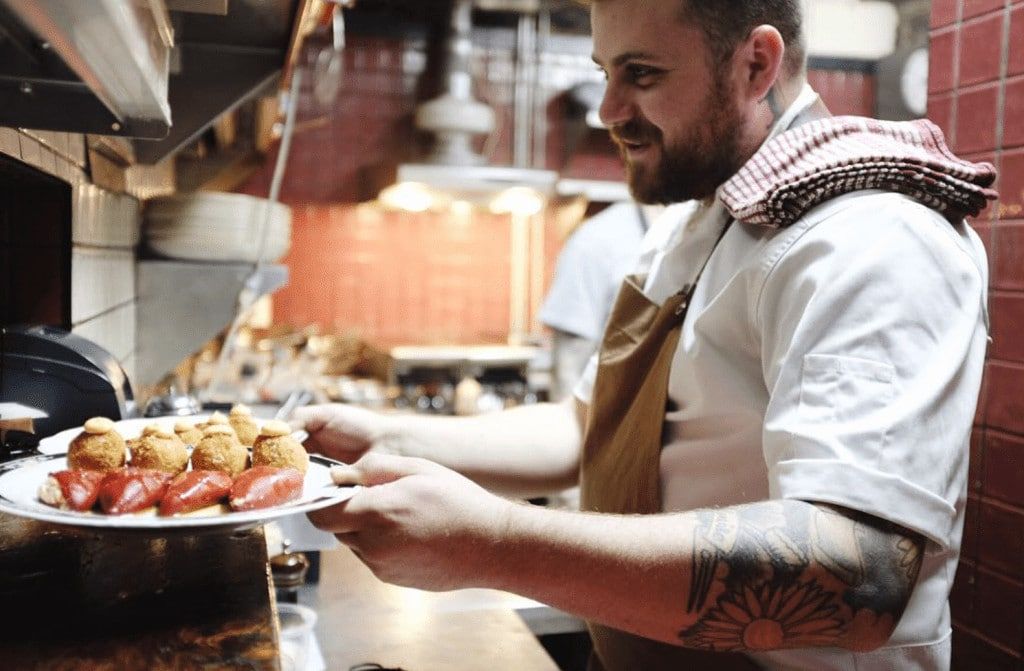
758, 193, 988, 548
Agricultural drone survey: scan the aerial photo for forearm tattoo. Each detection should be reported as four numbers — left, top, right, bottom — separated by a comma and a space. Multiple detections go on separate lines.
679, 501, 924, 652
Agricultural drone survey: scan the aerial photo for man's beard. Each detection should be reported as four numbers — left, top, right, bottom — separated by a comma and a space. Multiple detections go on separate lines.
613, 75, 745, 205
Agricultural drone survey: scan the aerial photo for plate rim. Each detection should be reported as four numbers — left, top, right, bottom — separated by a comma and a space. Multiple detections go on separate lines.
0, 452, 355, 531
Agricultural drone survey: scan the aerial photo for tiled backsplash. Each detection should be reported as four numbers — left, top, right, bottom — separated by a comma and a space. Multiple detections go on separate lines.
929, 1, 1024, 669
0, 127, 141, 388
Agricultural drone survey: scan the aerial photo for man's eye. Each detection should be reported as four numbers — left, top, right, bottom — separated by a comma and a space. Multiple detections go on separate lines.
626, 64, 660, 85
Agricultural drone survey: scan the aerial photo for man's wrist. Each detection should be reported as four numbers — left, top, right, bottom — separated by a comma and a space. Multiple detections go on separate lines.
373, 412, 407, 456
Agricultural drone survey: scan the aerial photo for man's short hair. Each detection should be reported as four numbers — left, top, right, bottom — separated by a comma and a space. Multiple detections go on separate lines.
582, 0, 806, 78
682, 0, 805, 77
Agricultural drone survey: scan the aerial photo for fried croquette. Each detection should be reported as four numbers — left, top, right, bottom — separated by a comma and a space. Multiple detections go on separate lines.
191, 425, 249, 477
174, 420, 204, 446
67, 417, 127, 472
229, 404, 259, 446
129, 425, 189, 474
251, 420, 309, 475
196, 411, 231, 433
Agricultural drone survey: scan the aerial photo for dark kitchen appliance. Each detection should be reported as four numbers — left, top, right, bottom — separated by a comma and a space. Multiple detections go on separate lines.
0, 325, 135, 441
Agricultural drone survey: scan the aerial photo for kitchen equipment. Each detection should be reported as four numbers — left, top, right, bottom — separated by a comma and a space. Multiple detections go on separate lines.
276, 603, 321, 671
0, 326, 135, 439
143, 386, 203, 417
313, 1, 351, 107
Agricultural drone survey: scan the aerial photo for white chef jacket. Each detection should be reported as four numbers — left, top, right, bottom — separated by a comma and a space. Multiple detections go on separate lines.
575, 90, 990, 671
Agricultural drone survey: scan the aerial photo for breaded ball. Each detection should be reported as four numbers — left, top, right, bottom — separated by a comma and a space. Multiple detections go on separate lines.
67, 417, 126, 472
252, 420, 309, 475
192, 425, 248, 477
130, 425, 189, 474
229, 404, 259, 447
174, 420, 204, 447
196, 411, 231, 433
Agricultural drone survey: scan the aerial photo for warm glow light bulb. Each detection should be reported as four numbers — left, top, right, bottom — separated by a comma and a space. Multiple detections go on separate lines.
379, 182, 436, 212
489, 187, 545, 216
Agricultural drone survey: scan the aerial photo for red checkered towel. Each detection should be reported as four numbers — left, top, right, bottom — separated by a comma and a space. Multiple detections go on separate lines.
719, 116, 998, 228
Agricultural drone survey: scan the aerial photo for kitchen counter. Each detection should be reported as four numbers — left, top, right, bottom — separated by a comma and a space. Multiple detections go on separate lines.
300, 546, 564, 670
0, 511, 281, 670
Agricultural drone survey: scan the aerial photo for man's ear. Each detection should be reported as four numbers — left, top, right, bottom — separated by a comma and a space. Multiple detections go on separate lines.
736, 25, 786, 103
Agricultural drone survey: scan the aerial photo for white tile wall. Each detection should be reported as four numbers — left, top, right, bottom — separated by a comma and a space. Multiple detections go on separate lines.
0, 127, 19, 158
17, 132, 42, 171
67, 134, 87, 168
72, 301, 136, 361
71, 248, 136, 324
72, 185, 141, 247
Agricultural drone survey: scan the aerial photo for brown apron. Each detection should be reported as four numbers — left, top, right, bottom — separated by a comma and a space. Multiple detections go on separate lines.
577, 98, 832, 671
579, 271, 759, 671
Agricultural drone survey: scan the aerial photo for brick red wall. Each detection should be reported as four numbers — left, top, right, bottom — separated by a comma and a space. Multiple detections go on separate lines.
273, 203, 565, 346
929, 1, 1024, 668
253, 33, 878, 346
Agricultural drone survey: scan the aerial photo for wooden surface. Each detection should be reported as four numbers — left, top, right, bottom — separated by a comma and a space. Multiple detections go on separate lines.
305, 547, 561, 671
0, 511, 281, 670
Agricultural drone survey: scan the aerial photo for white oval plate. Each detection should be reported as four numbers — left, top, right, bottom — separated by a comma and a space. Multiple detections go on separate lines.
0, 452, 356, 531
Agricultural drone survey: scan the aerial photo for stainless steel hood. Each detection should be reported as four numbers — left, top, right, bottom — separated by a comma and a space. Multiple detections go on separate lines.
0, 0, 174, 138
0, 0, 305, 164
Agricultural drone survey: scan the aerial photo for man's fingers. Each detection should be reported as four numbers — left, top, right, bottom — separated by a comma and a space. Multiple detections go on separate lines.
288, 404, 335, 432
307, 497, 364, 534
331, 452, 438, 487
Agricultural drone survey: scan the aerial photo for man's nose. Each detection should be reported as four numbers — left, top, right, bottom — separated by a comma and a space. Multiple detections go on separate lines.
598, 80, 633, 129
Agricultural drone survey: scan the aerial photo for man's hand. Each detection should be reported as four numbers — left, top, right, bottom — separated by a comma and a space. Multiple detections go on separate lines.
290, 404, 390, 464
307, 453, 514, 591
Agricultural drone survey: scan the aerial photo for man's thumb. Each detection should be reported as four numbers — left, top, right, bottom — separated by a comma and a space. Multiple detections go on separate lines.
330, 452, 434, 487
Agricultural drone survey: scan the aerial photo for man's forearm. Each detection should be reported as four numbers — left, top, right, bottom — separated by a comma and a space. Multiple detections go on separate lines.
488, 499, 924, 653
379, 399, 583, 498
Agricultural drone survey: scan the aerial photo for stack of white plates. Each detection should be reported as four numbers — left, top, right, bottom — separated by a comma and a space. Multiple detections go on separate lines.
144, 192, 292, 263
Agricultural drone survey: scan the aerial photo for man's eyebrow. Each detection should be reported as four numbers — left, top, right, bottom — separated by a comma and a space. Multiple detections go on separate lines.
592, 51, 661, 68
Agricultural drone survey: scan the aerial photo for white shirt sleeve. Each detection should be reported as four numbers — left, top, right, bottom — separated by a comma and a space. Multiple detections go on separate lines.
757, 194, 988, 548
572, 351, 600, 404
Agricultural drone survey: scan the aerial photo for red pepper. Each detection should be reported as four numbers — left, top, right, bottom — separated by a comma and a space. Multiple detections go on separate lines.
159, 470, 233, 516
47, 470, 106, 511
98, 468, 172, 514
229, 466, 304, 511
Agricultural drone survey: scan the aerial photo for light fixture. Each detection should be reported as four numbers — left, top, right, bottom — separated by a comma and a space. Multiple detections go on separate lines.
489, 186, 546, 217
378, 182, 442, 213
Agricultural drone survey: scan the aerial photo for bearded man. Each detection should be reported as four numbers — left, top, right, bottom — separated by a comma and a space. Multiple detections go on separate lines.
295, 2, 996, 669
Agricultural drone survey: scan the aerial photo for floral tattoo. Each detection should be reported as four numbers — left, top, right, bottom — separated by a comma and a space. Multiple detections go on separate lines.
679, 501, 925, 652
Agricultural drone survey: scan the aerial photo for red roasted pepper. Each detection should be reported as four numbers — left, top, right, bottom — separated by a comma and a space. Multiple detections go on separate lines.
229, 466, 304, 512
43, 470, 106, 511
98, 468, 172, 514
159, 470, 233, 516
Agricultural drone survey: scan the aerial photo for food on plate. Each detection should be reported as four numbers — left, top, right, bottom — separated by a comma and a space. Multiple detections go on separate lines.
67, 417, 127, 472
229, 466, 304, 511
159, 470, 233, 516
229, 404, 259, 446
197, 411, 231, 432
97, 467, 173, 515
191, 425, 249, 476
130, 425, 189, 474
37, 469, 106, 511
251, 420, 309, 474
174, 420, 204, 447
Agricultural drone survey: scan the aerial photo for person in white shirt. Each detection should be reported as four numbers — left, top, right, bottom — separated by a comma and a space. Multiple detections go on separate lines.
539, 201, 650, 401
293, 1, 995, 669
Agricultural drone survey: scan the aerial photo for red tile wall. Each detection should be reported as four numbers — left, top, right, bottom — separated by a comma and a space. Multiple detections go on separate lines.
930, 2, 1024, 668
249, 35, 878, 346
